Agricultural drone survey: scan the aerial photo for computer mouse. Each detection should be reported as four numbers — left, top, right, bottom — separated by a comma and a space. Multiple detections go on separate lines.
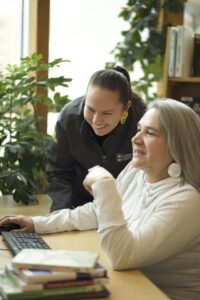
0, 223, 21, 234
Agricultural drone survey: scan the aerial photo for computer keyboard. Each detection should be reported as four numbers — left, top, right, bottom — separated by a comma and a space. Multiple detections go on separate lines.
1, 231, 51, 255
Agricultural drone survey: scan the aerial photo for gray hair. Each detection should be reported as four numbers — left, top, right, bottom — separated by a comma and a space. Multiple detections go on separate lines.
148, 99, 200, 192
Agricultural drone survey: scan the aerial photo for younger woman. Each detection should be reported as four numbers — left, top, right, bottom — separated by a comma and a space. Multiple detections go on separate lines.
47, 66, 146, 211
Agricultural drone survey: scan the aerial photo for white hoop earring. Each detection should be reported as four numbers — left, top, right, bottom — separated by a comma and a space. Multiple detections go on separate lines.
168, 162, 181, 178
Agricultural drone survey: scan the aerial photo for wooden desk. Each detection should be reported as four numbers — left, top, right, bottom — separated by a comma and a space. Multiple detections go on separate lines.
0, 195, 170, 300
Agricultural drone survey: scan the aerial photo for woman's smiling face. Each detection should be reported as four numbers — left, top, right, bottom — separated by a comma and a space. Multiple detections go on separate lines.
84, 85, 130, 136
131, 108, 173, 183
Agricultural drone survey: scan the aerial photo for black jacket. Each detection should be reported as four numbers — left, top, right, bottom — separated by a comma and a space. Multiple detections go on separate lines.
47, 96, 146, 211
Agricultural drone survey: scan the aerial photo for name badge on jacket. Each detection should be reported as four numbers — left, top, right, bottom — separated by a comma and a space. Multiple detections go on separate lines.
116, 154, 132, 162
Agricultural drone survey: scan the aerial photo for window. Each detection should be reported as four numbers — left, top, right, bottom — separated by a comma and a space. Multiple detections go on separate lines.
0, 0, 25, 71
49, 0, 127, 100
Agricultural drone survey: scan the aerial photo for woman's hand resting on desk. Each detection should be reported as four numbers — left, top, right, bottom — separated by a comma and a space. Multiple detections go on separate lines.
83, 165, 113, 195
0, 215, 35, 232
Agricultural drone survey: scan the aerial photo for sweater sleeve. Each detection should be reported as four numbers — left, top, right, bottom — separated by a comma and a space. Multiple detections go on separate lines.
32, 202, 98, 234
92, 179, 200, 270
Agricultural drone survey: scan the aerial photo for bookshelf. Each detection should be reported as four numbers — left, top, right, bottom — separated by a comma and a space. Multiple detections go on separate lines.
162, 27, 200, 104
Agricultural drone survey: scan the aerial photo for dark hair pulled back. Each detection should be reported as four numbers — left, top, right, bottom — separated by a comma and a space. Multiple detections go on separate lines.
87, 66, 145, 111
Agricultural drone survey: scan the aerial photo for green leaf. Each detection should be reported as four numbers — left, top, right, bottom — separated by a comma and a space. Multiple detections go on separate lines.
0, 52, 71, 204
105, 0, 184, 101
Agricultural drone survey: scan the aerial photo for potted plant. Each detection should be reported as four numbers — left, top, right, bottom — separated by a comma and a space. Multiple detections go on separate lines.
0, 53, 71, 204
106, 0, 186, 101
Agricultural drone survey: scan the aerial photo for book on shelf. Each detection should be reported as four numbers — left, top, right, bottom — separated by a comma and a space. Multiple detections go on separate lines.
181, 96, 200, 117
168, 27, 178, 77
175, 25, 194, 77
192, 98, 200, 117
193, 33, 200, 76
180, 96, 193, 107
13, 262, 107, 284
11, 249, 99, 272
0, 268, 110, 300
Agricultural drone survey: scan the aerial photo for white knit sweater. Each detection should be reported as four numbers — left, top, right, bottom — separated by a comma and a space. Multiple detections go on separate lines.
32, 162, 200, 300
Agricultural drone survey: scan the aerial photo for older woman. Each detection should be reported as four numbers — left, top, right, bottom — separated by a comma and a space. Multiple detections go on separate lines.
1, 99, 200, 300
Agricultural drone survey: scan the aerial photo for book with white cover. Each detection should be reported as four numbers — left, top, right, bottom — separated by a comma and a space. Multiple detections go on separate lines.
168, 27, 178, 77
5, 264, 43, 291
175, 25, 194, 77
12, 249, 99, 272
16, 262, 107, 283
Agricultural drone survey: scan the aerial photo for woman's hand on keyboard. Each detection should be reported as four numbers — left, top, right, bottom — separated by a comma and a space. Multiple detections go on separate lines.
0, 215, 35, 232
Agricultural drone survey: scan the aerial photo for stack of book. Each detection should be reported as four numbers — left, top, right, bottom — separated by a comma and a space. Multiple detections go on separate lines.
0, 249, 110, 300
167, 25, 200, 77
